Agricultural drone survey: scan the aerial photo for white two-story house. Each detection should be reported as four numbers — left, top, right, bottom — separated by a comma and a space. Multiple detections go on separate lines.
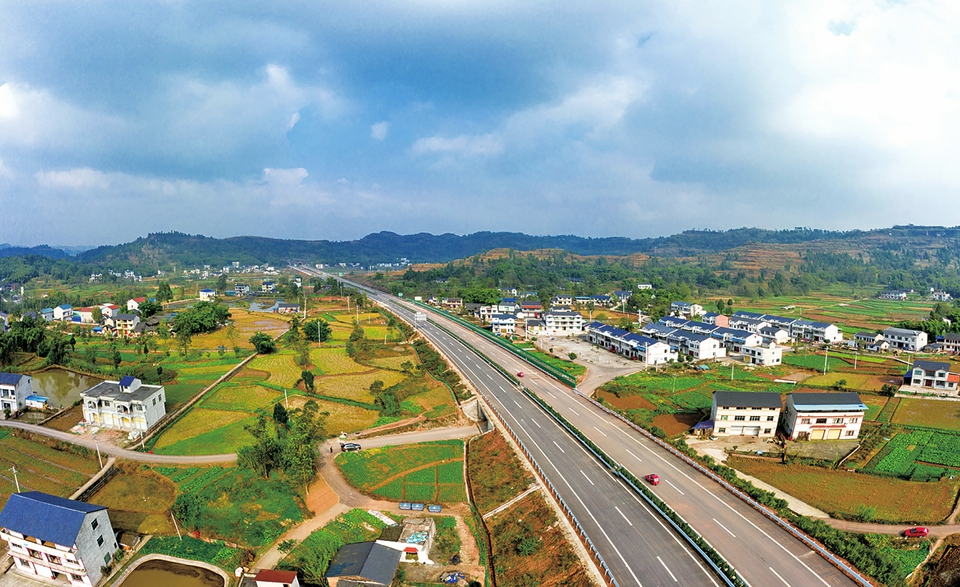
782, 392, 867, 440
0, 373, 32, 417
882, 327, 928, 352
742, 343, 782, 367
490, 314, 516, 336
909, 359, 960, 392
81, 376, 166, 432
0, 491, 118, 587
710, 391, 782, 437
542, 310, 583, 335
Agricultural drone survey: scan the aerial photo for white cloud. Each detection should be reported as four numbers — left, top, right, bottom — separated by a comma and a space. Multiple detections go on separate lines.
371, 121, 390, 141
35, 167, 111, 189
0, 158, 13, 178
0, 84, 19, 119
286, 112, 301, 131
263, 167, 309, 185
411, 133, 502, 157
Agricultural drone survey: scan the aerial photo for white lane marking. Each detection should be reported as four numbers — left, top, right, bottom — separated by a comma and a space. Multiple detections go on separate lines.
664, 479, 684, 495
580, 470, 595, 486
593, 426, 608, 437
614, 506, 633, 526
568, 407, 580, 416
544, 391, 556, 398
769, 567, 793, 587
553, 441, 566, 454
514, 400, 521, 408
625, 448, 642, 462
657, 556, 678, 582
713, 518, 736, 538
531, 418, 542, 429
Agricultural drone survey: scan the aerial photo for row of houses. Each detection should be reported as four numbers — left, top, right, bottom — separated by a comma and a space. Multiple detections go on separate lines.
584, 322, 677, 365
709, 390, 866, 440
718, 311, 843, 344
489, 309, 585, 337
854, 327, 929, 352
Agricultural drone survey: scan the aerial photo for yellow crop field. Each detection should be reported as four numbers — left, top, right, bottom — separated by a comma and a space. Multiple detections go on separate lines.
803, 372, 879, 390
315, 370, 406, 403
249, 352, 302, 388
362, 326, 393, 340
367, 355, 415, 370
153, 409, 251, 449
328, 324, 353, 341
310, 347, 369, 375
286, 396, 379, 433
190, 310, 289, 350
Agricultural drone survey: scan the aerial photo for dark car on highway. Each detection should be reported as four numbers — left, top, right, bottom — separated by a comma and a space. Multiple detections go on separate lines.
341, 442, 362, 452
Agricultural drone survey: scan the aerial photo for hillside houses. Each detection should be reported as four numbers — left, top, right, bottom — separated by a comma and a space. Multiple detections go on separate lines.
728, 311, 842, 344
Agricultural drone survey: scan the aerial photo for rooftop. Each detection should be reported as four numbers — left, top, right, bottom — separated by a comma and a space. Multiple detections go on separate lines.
325, 542, 401, 585
714, 391, 782, 409
789, 392, 866, 411
0, 373, 24, 386
0, 491, 106, 547
82, 379, 163, 402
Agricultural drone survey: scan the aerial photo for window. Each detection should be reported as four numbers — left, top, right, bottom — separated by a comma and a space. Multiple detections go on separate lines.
801, 418, 811, 424
766, 416, 775, 421
71, 574, 84, 582
763, 428, 772, 434
719, 415, 728, 421
18, 558, 30, 567
844, 430, 855, 437
48, 555, 62, 565
749, 416, 761, 421
734, 415, 746, 421
91, 518, 99, 530
850, 418, 859, 423
717, 428, 726, 433
104, 553, 111, 565
9, 542, 22, 550
152, 398, 156, 406
97, 535, 104, 547
834, 418, 844, 424
815, 418, 828, 424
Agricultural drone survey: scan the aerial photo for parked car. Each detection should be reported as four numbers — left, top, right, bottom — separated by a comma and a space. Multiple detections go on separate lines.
644, 474, 660, 486
904, 527, 929, 538
341, 442, 362, 452
517, 371, 524, 377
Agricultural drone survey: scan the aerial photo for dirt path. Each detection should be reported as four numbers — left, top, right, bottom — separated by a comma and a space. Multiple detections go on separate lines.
820, 518, 960, 536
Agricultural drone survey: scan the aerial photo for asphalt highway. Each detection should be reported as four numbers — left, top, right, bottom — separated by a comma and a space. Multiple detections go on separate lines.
298, 268, 864, 587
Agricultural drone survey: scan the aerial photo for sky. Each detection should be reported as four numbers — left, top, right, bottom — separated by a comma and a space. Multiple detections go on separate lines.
1, 1, 959, 246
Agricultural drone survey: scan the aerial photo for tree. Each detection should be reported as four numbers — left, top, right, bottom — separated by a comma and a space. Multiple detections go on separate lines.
171, 302, 230, 335
273, 402, 289, 427
172, 493, 205, 530
250, 332, 276, 354
301, 370, 315, 392
303, 319, 332, 343
157, 320, 169, 339
156, 281, 174, 303
138, 300, 163, 319
112, 349, 122, 370
92, 306, 103, 323
176, 330, 192, 356
216, 273, 228, 294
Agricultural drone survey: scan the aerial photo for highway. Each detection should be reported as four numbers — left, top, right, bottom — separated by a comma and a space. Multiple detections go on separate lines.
297, 268, 864, 587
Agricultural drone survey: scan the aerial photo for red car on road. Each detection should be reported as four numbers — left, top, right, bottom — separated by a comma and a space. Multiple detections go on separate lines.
904, 527, 929, 538
644, 474, 660, 486
517, 371, 524, 378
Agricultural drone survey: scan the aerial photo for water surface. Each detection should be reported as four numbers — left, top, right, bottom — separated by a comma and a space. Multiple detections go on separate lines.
30, 369, 103, 409
120, 559, 224, 587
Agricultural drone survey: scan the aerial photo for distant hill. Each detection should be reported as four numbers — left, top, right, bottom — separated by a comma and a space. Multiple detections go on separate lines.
0, 244, 70, 259
2, 224, 957, 270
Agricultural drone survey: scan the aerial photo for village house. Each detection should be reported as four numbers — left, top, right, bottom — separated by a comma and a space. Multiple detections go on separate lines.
441, 298, 463, 311
908, 359, 959, 392
882, 327, 928, 352
126, 297, 147, 312
261, 281, 276, 293
525, 319, 545, 336
552, 294, 573, 306
0, 373, 32, 417
40, 308, 54, 322
517, 301, 543, 319
710, 391, 782, 437
702, 312, 731, 328
490, 314, 516, 336
542, 310, 583, 335
53, 305, 73, 321
670, 301, 704, 318
854, 332, 884, 347
73, 307, 97, 324
586, 322, 678, 366
782, 392, 867, 440
0, 491, 118, 587
879, 290, 909, 300
254, 569, 301, 587
325, 542, 402, 587
199, 289, 216, 301
941, 333, 960, 354
234, 284, 251, 295
107, 314, 140, 338
742, 343, 783, 366
99, 304, 121, 319
277, 303, 300, 314
931, 291, 953, 302
81, 376, 166, 433
758, 325, 790, 345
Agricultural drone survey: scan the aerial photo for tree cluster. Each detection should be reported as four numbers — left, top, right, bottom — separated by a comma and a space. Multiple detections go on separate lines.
236, 401, 327, 489
170, 301, 230, 335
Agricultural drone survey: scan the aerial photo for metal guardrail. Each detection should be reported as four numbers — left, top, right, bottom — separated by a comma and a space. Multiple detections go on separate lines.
412, 301, 578, 387
575, 390, 876, 587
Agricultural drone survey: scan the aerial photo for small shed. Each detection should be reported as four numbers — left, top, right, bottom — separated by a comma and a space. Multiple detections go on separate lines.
24, 395, 48, 409
254, 569, 301, 587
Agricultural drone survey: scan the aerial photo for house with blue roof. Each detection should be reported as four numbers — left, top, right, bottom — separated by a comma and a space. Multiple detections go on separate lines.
41, 308, 55, 322
0, 491, 118, 586
584, 322, 676, 365
783, 392, 867, 440
199, 288, 216, 301
0, 372, 33, 417
81, 377, 166, 432
53, 305, 73, 321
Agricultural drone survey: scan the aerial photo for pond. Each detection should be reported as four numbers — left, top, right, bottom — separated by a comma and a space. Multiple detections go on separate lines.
29, 369, 103, 409
119, 559, 225, 587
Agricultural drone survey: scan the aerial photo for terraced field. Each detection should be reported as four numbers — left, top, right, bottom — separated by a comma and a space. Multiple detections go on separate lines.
286, 395, 379, 433
249, 352, 302, 388
314, 370, 406, 403
310, 347, 369, 374
0, 432, 99, 506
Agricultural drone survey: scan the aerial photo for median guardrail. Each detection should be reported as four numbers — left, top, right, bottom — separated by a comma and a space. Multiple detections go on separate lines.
412, 301, 578, 387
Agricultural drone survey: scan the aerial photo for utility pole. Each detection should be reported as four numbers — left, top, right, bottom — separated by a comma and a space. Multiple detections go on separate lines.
94, 436, 103, 468
823, 346, 829, 375
171, 512, 183, 540
10, 466, 20, 493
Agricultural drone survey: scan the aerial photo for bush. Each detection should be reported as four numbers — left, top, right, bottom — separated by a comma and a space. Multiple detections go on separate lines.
250, 332, 276, 354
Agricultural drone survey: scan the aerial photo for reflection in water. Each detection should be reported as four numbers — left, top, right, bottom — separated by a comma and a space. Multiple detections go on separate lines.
30, 369, 102, 409
120, 560, 224, 587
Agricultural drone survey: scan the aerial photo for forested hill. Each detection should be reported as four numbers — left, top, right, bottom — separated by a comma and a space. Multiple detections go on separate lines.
5, 224, 960, 269
72, 227, 874, 268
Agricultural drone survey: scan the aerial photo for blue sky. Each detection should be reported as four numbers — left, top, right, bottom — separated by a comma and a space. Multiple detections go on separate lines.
1, 1, 958, 246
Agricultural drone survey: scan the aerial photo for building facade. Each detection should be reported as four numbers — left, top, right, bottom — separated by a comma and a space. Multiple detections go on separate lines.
0, 373, 32, 416
490, 314, 516, 336
909, 360, 959, 391
81, 377, 166, 432
742, 344, 782, 366
542, 310, 583, 335
882, 327, 928, 352
710, 391, 782, 437
0, 491, 118, 587
782, 392, 867, 440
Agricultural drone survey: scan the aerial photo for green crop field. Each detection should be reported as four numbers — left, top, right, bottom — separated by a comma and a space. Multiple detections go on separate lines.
152, 408, 253, 452
892, 398, 960, 431
803, 372, 882, 390
314, 370, 406, 403
783, 353, 848, 371
202, 383, 281, 412
0, 436, 99, 505
281, 509, 389, 584
336, 440, 465, 503
731, 457, 959, 523
865, 429, 960, 480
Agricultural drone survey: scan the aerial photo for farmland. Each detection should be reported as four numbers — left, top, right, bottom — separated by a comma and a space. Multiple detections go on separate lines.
891, 398, 960, 431
336, 440, 466, 503
0, 431, 100, 507
729, 456, 959, 523
280, 508, 390, 584
863, 429, 960, 481
89, 465, 177, 534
